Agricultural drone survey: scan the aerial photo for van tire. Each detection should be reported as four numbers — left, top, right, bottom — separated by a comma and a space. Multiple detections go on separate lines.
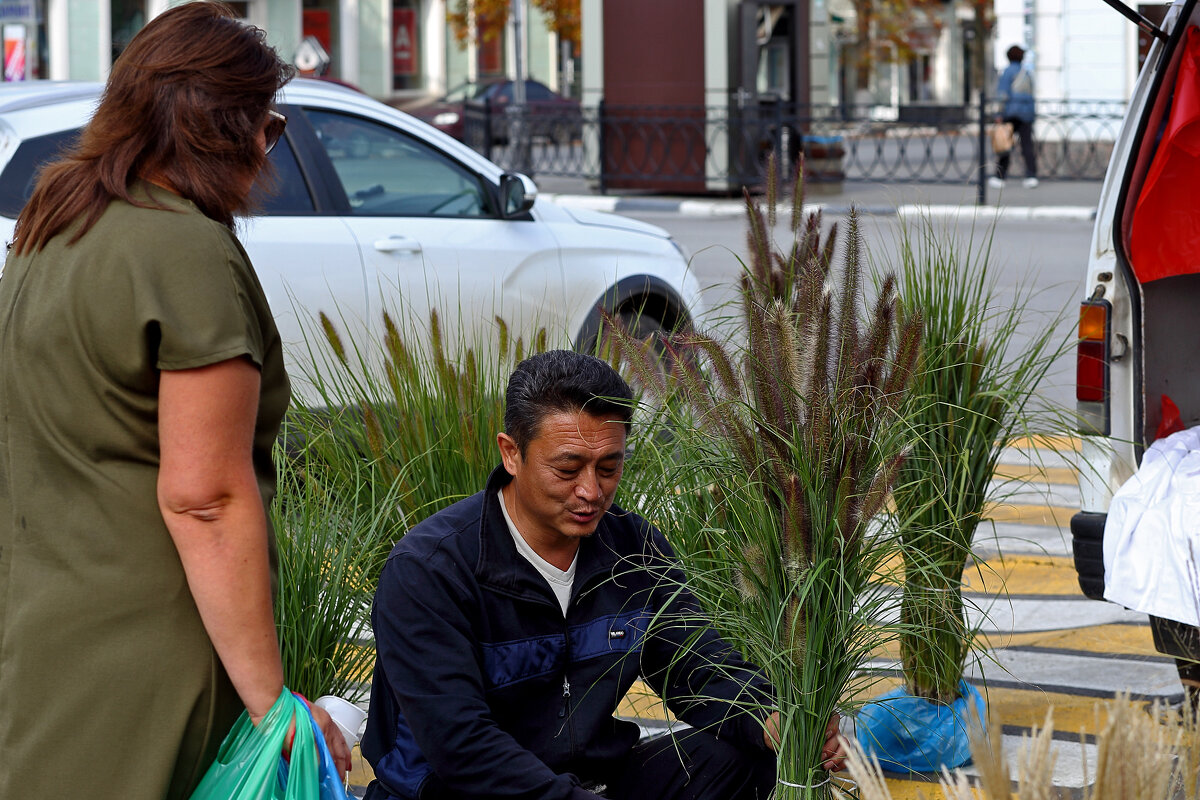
1071, 511, 1107, 600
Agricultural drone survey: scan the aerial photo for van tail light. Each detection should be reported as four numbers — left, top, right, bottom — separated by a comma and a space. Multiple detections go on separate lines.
1076, 299, 1111, 434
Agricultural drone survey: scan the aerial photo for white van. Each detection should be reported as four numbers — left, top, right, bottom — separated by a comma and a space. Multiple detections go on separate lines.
1074, 0, 1200, 684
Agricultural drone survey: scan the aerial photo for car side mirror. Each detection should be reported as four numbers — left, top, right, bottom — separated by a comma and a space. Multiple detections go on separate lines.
499, 172, 537, 218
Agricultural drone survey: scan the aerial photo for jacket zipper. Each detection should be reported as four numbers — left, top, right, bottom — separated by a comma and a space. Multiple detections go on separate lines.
560, 605, 576, 757
559, 675, 571, 718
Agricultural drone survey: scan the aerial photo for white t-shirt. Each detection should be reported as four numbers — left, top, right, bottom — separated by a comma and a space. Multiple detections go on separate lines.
498, 489, 577, 615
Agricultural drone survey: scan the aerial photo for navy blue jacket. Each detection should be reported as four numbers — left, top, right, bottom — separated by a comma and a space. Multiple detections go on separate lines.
362, 466, 772, 800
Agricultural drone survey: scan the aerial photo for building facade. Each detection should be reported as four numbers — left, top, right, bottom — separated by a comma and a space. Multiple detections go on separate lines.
992, 0, 1139, 103
10, 0, 567, 103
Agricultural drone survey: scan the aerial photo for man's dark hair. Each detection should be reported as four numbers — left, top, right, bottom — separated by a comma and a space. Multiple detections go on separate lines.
504, 350, 633, 455
1007, 45, 1025, 63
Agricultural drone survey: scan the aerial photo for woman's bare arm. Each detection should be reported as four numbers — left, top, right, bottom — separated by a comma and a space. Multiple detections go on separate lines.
157, 357, 283, 721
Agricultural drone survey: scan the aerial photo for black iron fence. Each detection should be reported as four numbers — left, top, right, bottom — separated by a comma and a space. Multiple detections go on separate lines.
462, 97, 1126, 192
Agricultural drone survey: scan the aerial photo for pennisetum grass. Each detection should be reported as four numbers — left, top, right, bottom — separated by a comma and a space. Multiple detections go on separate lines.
285, 300, 557, 585
276, 298, 561, 699
882, 213, 1069, 705
610, 156, 925, 800
272, 433, 408, 701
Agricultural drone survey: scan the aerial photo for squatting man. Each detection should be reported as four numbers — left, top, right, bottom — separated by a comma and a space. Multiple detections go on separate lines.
361, 350, 846, 800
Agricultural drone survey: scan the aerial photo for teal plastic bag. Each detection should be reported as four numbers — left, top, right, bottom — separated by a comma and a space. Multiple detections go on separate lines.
189, 688, 339, 800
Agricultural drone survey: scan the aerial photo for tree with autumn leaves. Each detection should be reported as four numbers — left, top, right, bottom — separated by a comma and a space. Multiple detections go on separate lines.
448, 0, 580, 54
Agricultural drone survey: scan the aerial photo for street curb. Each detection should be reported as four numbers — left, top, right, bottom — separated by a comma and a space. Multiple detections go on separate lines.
540, 193, 1098, 223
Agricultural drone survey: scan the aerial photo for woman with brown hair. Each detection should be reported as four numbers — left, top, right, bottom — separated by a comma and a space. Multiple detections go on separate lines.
0, 2, 350, 796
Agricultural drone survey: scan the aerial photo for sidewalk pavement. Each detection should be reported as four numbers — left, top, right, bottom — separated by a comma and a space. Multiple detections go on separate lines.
533, 175, 1103, 222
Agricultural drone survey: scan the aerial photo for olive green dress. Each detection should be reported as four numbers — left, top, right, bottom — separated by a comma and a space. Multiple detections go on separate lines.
0, 182, 290, 799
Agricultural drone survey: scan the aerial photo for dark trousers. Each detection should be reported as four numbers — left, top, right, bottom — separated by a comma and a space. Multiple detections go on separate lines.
366, 730, 776, 800
996, 117, 1037, 179
595, 730, 776, 800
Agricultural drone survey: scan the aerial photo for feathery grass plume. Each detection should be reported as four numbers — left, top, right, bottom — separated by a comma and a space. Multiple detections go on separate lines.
882, 212, 1070, 704
607, 159, 923, 800
495, 314, 510, 360
320, 311, 348, 365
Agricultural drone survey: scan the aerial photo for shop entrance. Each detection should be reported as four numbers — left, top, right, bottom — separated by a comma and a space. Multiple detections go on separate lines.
733, 0, 808, 182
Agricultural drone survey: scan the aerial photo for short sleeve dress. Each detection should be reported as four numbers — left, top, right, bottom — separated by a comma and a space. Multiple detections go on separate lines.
0, 182, 290, 799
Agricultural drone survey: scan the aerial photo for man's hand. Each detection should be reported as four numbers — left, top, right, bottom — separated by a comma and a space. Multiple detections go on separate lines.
279, 701, 354, 777
763, 711, 847, 772
763, 711, 781, 751
821, 713, 847, 772
311, 703, 354, 776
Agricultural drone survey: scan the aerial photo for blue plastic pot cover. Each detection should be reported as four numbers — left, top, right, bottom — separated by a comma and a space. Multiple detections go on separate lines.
854, 680, 985, 773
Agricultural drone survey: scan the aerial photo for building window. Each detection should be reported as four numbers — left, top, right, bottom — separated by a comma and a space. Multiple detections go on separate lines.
392, 0, 421, 91
111, 0, 144, 63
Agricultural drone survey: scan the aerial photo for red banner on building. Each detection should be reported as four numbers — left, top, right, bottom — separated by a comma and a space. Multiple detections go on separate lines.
393, 7, 416, 76
302, 9, 332, 56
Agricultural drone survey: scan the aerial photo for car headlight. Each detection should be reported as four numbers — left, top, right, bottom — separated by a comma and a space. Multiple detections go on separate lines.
433, 112, 461, 126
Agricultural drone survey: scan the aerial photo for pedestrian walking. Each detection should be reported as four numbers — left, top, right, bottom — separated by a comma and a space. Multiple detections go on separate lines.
0, 3, 349, 797
991, 45, 1039, 189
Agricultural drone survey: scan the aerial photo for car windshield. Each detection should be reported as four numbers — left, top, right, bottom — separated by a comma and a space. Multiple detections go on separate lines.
442, 81, 489, 102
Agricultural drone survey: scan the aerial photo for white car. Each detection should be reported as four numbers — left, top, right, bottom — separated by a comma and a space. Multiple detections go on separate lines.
0, 79, 701, 395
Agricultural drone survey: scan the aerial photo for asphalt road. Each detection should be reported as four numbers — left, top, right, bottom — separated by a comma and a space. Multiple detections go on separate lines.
621, 209, 1093, 415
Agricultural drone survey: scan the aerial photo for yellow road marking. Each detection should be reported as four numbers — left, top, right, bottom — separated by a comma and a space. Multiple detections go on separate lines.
980, 624, 1157, 658
1007, 435, 1081, 452
964, 554, 1082, 596
993, 464, 1077, 486
983, 502, 1075, 527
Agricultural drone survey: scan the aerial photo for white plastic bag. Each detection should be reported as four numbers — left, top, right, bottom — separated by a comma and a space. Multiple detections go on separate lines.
1104, 425, 1200, 625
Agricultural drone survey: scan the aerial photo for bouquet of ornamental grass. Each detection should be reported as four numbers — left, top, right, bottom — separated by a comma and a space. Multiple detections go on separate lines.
884, 215, 1067, 705
277, 300, 559, 697
612, 158, 924, 800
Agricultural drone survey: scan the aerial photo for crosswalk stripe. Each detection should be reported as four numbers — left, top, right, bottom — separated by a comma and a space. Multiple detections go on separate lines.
993, 464, 1078, 486
983, 502, 1077, 528
982, 624, 1159, 658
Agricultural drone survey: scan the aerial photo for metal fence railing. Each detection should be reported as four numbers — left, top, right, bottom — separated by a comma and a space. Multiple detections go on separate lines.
462, 97, 1127, 193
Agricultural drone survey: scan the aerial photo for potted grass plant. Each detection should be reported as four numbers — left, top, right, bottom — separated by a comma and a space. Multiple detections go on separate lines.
285, 304, 556, 581
275, 302, 559, 704
273, 437, 407, 702
853, 215, 1066, 772
612, 159, 924, 799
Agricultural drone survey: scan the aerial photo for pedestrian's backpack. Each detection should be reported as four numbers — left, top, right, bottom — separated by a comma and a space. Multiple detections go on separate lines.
1012, 68, 1033, 95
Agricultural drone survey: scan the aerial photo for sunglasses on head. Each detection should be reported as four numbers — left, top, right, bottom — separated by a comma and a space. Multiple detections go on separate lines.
264, 109, 287, 155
